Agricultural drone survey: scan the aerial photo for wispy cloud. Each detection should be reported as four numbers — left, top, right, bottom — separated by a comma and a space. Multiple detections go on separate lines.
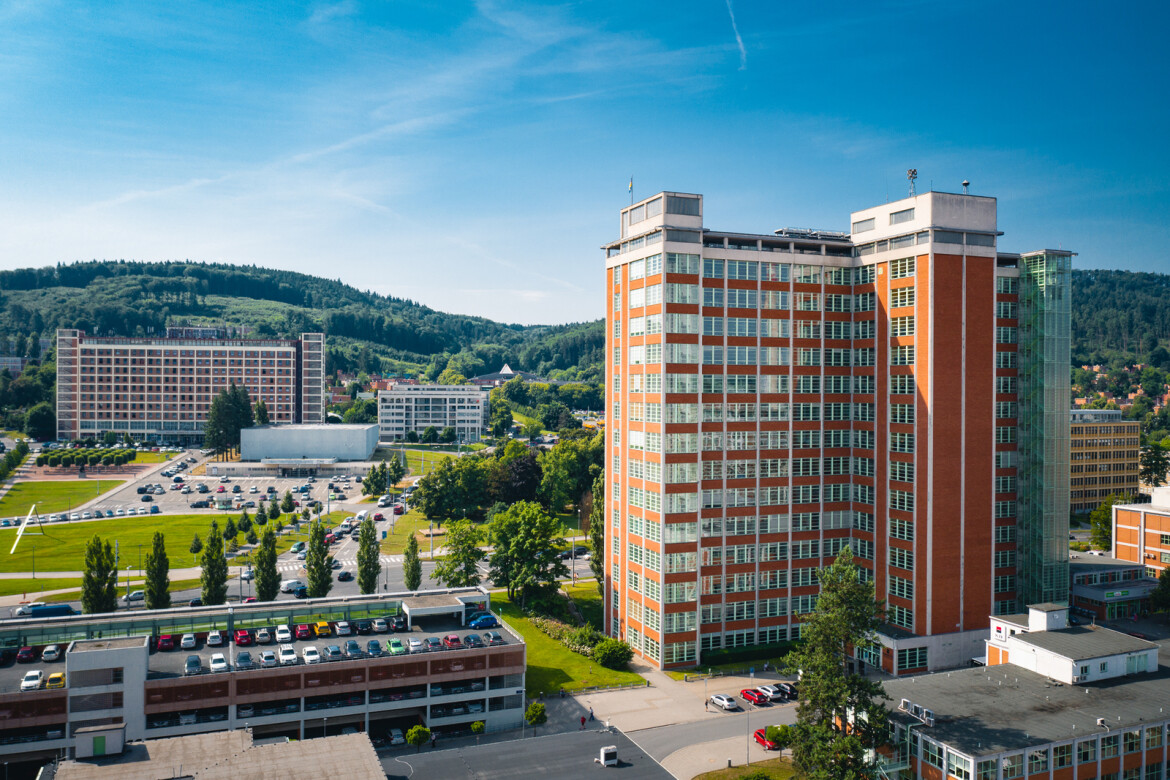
725, 0, 746, 70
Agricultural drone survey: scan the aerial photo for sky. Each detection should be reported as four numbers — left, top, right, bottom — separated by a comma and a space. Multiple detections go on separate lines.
0, 1, 1167, 326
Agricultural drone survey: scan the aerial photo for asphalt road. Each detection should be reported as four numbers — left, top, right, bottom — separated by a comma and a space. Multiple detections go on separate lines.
627, 700, 798, 763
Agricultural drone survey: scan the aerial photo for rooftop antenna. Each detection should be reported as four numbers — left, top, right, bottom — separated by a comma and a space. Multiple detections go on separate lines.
907, 169, 918, 197
962, 180, 970, 195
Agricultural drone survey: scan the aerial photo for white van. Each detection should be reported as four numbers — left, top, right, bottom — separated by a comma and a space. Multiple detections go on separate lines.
279, 580, 305, 593
354, 510, 368, 523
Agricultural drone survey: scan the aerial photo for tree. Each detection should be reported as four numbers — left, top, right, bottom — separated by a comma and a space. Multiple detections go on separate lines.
1149, 567, 1170, 615
766, 725, 792, 750
437, 367, 467, 385
488, 501, 569, 609
471, 719, 485, 746
489, 403, 513, 437
403, 534, 422, 591
357, 516, 381, 594
1140, 442, 1169, 488
245, 528, 258, 545
587, 472, 605, 593
521, 419, 543, 440
439, 426, 456, 443
144, 531, 171, 610
592, 638, 633, 670
1090, 492, 1128, 550
223, 517, 237, 540
306, 519, 332, 598
386, 455, 406, 490
281, 490, 295, 514
405, 430, 419, 443
429, 520, 484, 588
189, 533, 203, 563
25, 401, 55, 440
421, 426, 438, 443
524, 702, 548, 734
81, 535, 118, 614
238, 510, 252, 535
254, 399, 270, 425
406, 725, 430, 753
200, 521, 229, 606
783, 549, 889, 780
268, 499, 282, 522
254, 525, 279, 602
204, 382, 255, 455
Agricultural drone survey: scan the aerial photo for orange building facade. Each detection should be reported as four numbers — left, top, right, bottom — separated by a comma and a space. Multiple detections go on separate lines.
603, 190, 1072, 674
1113, 487, 1170, 578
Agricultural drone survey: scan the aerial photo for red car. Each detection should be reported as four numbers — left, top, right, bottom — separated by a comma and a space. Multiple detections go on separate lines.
157, 635, 175, 651
15, 647, 35, 663
243, 597, 257, 603
393, 505, 405, 515
234, 629, 253, 646
442, 634, 463, 650
295, 624, 313, 640
373, 513, 384, 522
217, 485, 225, 493
754, 728, 781, 750
741, 688, 767, 705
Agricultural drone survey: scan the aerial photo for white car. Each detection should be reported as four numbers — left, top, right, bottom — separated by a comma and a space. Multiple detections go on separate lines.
711, 693, 738, 711
275, 625, 293, 643
12, 602, 45, 617
240, 569, 254, 582
756, 685, 783, 702
278, 644, 298, 666
20, 670, 44, 691
115, 508, 126, 517
41, 645, 61, 662
372, 618, 388, 633
302, 646, 321, 664
209, 653, 228, 673
206, 630, 224, 647
69, 513, 80, 521
180, 634, 197, 650
388, 728, 405, 746
260, 650, 278, 668
407, 637, 423, 653
335, 621, 353, 636
255, 628, 272, 644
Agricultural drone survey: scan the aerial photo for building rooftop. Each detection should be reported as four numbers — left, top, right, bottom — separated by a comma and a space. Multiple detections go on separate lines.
70, 637, 147, 652
1069, 552, 1147, 570
1014, 624, 1158, 660
53, 730, 382, 780
885, 643, 1170, 757
996, 614, 1030, 628
1028, 602, 1068, 613
249, 424, 377, 432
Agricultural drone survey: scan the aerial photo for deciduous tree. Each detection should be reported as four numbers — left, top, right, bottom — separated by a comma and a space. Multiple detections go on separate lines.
1140, 442, 1169, 488
488, 501, 569, 609
1090, 492, 1128, 550
430, 520, 483, 587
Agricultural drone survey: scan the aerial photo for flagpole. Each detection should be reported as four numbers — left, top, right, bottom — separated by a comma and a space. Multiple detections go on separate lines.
629, 176, 633, 206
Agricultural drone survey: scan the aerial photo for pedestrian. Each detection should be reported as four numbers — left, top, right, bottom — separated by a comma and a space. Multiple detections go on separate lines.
431, 732, 437, 749
588, 707, 594, 722
704, 698, 709, 712
580, 715, 586, 730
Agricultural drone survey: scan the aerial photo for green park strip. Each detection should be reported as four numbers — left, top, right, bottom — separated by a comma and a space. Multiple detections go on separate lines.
0, 480, 124, 519
490, 590, 644, 697
693, 758, 797, 780
128, 452, 175, 464
0, 577, 81, 599
0, 511, 351, 574
378, 509, 432, 555
42, 577, 206, 604
561, 580, 604, 629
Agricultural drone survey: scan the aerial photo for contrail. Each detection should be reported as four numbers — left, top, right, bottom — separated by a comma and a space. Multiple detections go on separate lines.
725, 0, 746, 70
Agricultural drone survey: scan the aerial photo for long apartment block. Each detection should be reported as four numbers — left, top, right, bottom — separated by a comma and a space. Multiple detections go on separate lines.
1070, 408, 1141, 513
604, 190, 1072, 674
0, 590, 525, 764
56, 329, 326, 443
377, 383, 488, 443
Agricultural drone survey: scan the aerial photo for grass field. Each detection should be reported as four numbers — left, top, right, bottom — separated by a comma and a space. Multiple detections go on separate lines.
693, 758, 797, 780
491, 590, 644, 696
0, 480, 124, 518
0, 511, 350, 574
43, 577, 206, 604
378, 509, 432, 555
562, 580, 604, 630
0, 577, 81, 598
131, 452, 175, 464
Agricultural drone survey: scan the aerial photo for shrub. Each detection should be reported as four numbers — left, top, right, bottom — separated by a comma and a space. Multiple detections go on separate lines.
592, 638, 634, 670
766, 724, 791, 749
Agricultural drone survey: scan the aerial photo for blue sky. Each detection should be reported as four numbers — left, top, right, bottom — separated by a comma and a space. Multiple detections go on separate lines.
1, 1, 1167, 325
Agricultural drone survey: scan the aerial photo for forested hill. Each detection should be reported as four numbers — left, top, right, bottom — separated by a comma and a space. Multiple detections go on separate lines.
0, 260, 603, 382
1071, 270, 1170, 366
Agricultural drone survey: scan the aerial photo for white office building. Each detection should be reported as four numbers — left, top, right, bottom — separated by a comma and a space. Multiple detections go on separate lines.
377, 384, 487, 443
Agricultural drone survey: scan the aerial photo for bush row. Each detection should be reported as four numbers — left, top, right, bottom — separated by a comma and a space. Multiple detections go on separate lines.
0, 442, 30, 482
35, 449, 141, 468
528, 614, 603, 657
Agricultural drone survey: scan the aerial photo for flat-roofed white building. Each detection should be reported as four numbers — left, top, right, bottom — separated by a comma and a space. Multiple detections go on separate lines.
377, 384, 487, 443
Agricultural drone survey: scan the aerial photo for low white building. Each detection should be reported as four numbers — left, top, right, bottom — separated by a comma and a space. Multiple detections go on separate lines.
240, 424, 379, 461
377, 384, 487, 443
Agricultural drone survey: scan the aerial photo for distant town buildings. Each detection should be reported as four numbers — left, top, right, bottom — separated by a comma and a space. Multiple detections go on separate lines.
1070, 408, 1141, 513
605, 189, 1073, 673
468, 363, 546, 389
377, 383, 487, 443
55, 329, 325, 443
1113, 486, 1170, 578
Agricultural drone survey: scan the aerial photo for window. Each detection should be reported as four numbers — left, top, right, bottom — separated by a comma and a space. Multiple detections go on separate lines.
1052, 744, 1072, 769
889, 547, 914, 571
1101, 734, 1119, 758
946, 752, 972, 780
1001, 755, 1023, 779
890, 287, 915, 309
1028, 749, 1048, 774
852, 217, 875, 233
890, 315, 915, 336
889, 604, 912, 629
996, 276, 1019, 295
891, 432, 915, 453
1124, 730, 1141, 754
890, 208, 915, 225
889, 575, 913, 600
889, 489, 914, 512
890, 518, 914, 541
1077, 739, 1096, 763
890, 345, 915, 365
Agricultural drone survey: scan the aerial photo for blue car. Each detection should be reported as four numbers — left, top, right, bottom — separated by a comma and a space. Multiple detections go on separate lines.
469, 615, 499, 630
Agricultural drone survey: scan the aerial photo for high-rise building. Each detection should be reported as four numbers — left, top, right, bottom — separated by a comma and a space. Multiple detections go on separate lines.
55, 329, 325, 443
603, 190, 1072, 674
1069, 408, 1141, 513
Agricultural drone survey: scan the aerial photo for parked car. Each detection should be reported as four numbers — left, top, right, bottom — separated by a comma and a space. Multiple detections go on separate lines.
302, 646, 321, 664
711, 694, 738, 711
234, 629, 252, 646
206, 630, 224, 647
741, 688, 767, 705
16, 646, 36, 663
469, 615, 499, 630
275, 625, 293, 644
316, 621, 333, 637
388, 728, 405, 746
41, 645, 61, 662
424, 636, 443, 652
259, 650, 278, 668
756, 685, 783, 702
46, 672, 66, 689
464, 634, 484, 649
335, 621, 353, 636
20, 670, 44, 691
366, 639, 383, 656
442, 634, 463, 650
295, 624, 313, 640
158, 635, 175, 651
483, 631, 504, 646
209, 654, 228, 673
391, 615, 407, 632
323, 645, 343, 661
180, 634, 197, 650
236, 651, 254, 670
355, 620, 373, 635
278, 644, 298, 666
184, 655, 202, 676
777, 682, 798, 700
372, 618, 389, 633
345, 640, 363, 658
407, 637, 424, 653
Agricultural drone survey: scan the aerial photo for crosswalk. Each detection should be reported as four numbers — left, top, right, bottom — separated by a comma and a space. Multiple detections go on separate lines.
276, 555, 403, 573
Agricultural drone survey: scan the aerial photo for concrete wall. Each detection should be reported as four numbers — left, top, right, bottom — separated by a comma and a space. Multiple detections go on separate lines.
241, 425, 378, 461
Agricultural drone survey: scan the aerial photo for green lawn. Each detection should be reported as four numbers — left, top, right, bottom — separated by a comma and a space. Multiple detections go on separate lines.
563, 580, 604, 630
490, 590, 644, 696
43, 577, 206, 603
0, 577, 81, 598
0, 511, 348, 574
378, 509, 432, 555
693, 758, 797, 780
0, 480, 124, 518
130, 452, 175, 464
